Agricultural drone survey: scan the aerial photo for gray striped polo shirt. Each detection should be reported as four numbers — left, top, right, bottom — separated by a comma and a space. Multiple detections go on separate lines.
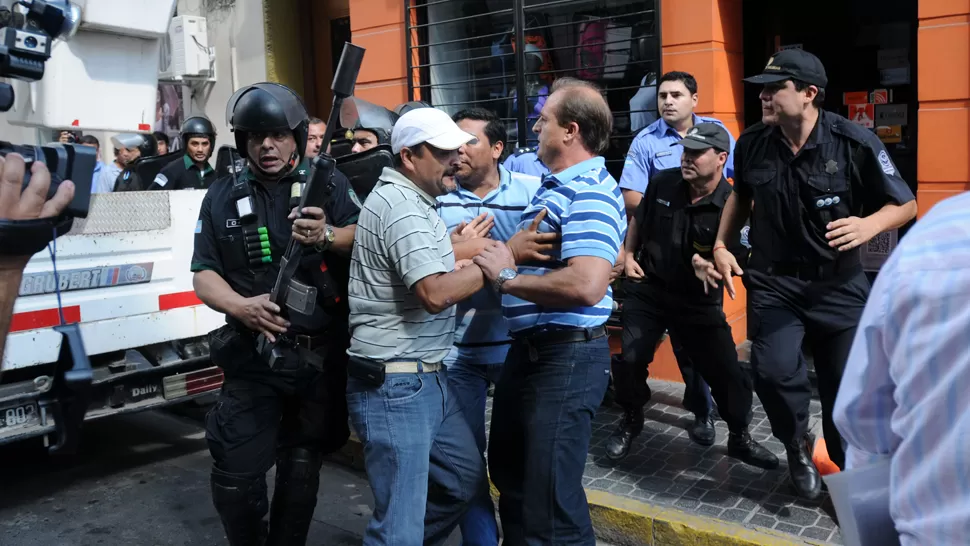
347, 167, 456, 363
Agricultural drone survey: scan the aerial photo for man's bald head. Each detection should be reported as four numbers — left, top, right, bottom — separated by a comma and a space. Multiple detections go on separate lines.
547, 78, 613, 155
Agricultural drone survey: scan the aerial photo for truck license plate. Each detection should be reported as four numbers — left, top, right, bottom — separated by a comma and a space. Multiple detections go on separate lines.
0, 402, 39, 430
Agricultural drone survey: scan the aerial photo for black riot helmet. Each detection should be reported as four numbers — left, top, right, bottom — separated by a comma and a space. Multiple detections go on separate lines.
225, 82, 310, 172
394, 100, 431, 117
180, 115, 217, 144
111, 132, 158, 162
340, 97, 397, 146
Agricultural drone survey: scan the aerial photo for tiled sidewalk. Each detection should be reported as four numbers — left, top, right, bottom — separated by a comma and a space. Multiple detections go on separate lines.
486, 379, 843, 545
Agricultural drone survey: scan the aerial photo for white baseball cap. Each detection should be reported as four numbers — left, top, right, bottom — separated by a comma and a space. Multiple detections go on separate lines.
391, 107, 475, 154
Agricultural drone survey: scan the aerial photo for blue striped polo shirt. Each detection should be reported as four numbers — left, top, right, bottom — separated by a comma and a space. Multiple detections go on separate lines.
502, 156, 626, 333
437, 166, 542, 364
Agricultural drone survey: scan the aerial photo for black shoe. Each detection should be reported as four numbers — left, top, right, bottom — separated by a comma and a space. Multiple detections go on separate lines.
786, 435, 822, 500
688, 414, 716, 446
605, 409, 643, 461
727, 431, 779, 470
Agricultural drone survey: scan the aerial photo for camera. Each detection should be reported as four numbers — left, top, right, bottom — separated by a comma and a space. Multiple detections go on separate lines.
0, 140, 95, 217
0, 1, 81, 87
0, 1, 91, 219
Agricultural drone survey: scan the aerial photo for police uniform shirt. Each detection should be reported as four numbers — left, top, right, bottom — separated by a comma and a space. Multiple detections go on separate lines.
619, 115, 736, 195
191, 162, 361, 334
113, 167, 146, 192
502, 148, 550, 178
635, 168, 741, 306
733, 109, 915, 268
153, 154, 217, 191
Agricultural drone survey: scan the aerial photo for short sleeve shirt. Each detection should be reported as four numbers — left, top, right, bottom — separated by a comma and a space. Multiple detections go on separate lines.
618, 115, 736, 194
347, 167, 456, 363
502, 157, 627, 333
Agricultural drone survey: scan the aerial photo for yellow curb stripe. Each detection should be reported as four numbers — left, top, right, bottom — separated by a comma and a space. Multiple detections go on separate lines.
339, 434, 834, 545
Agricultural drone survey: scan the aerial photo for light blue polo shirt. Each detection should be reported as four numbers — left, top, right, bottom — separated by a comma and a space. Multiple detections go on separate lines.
437, 165, 542, 364
502, 151, 550, 178
502, 156, 626, 333
618, 115, 736, 194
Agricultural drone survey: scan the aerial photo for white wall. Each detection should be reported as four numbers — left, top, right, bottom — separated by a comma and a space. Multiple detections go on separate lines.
177, 0, 268, 153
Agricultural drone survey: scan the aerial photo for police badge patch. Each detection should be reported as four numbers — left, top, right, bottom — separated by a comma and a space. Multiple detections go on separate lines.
154, 173, 169, 187
348, 188, 363, 209
877, 150, 896, 176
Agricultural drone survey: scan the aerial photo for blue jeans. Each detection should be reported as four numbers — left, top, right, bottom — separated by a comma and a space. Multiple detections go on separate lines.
445, 349, 505, 546
347, 367, 488, 546
488, 335, 612, 546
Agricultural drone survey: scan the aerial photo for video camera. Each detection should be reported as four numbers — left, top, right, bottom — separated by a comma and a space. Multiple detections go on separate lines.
0, 1, 93, 235
0, 0, 177, 252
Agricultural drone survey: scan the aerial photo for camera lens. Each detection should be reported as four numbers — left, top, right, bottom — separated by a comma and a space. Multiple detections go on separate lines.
24, 36, 38, 49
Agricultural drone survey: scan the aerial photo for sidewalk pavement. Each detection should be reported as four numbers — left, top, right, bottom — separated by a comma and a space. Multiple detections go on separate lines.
335, 379, 843, 546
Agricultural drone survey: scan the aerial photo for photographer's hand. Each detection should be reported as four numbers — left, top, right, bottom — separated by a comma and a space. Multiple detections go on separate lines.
0, 154, 75, 365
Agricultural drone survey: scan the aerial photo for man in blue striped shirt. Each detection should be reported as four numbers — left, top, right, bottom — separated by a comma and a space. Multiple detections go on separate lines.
616, 72, 735, 437
474, 78, 626, 545
834, 192, 970, 545
436, 108, 543, 545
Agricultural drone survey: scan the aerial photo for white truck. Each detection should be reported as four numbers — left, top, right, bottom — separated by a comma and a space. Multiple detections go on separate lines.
0, 190, 225, 449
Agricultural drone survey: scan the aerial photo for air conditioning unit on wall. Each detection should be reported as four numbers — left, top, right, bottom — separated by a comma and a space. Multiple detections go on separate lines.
159, 15, 216, 82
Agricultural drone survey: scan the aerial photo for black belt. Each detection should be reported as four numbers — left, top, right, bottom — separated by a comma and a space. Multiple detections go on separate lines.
761, 261, 862, 282
293, 334, 328, 351
511, 326, 606, 347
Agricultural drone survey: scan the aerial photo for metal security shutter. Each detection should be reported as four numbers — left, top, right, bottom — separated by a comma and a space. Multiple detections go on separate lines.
406, 0, 660, 180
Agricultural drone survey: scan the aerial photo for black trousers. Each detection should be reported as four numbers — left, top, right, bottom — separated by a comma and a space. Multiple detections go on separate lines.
613, 280, 753, 433
744, 269, 870, 470
205, 329, 350, 476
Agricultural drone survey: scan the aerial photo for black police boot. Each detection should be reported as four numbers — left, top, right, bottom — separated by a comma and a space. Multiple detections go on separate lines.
688, 414, 716, 447
210, 466, 269, 546
786, 435, 822, 500
605, 408, 644, 462
267, 448, 324, 546
727, 430, 779, 470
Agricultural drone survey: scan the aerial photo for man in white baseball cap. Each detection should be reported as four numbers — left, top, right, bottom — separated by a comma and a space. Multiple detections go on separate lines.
345, 106, 502, 545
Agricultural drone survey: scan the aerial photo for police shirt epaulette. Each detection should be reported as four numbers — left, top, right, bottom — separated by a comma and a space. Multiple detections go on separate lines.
514, 147, 537, 156
829, 116, 880, 148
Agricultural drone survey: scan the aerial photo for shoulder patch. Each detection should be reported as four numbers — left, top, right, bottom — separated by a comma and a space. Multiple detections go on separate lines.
154, 173, 169, 187
349, 188, 363, 208
195, 220, 202, 234
123, 171, 131, 181
877, 150, 896, 176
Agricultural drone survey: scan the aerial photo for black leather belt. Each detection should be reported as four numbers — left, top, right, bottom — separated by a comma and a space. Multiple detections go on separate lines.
762, 262, 862, 282
512, 326, 607, 346
293, 334, 328, 351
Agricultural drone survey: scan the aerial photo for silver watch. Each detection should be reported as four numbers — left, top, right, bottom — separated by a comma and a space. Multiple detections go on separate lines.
494, 267, 518, 293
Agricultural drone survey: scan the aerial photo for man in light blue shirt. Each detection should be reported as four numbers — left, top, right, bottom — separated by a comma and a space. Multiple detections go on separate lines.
616, 71, 735, 441
834, 192, 970, 546
78, 135, 103, 195
437, 108, 542, 546
619, 71, 736, 216
474, 78, 625, 544
502, 146, 550, 178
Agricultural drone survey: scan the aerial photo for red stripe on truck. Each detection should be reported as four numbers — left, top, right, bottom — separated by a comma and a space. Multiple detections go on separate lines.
159, 291, 203, 310
10, 306, 82, 332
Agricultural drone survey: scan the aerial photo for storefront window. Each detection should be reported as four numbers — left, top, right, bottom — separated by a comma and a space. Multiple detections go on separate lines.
407, 0, 660, 179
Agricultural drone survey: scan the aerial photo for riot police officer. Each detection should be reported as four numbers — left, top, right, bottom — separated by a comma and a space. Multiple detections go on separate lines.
112, 132, 158, 192
191, 82, 361, 545
606, 124, 777, 472
341, 96, 396, 153
698, 49, 917, 500
151, 116, 218, 190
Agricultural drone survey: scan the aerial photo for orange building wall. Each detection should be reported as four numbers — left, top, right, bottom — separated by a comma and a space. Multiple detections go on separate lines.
348, 0, 409, 109
916, 0, 970, 216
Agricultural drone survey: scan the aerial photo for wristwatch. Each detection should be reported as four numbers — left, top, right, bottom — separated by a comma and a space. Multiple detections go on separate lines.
314, 225, 336, 252
494, 267, 518, 293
